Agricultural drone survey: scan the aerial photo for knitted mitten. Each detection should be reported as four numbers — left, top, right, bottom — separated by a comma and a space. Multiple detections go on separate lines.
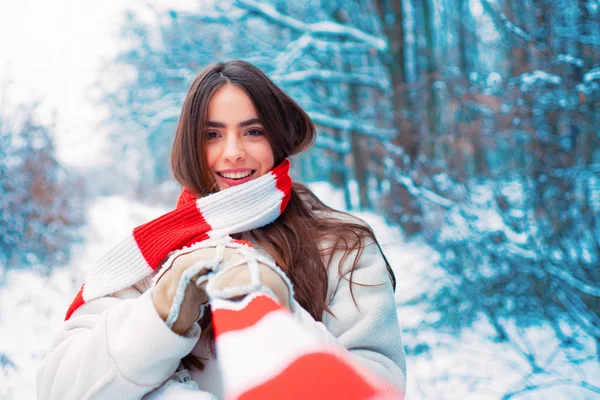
205, 241, 294, 308
153, 235, 294, 330
153, 236, 235, 329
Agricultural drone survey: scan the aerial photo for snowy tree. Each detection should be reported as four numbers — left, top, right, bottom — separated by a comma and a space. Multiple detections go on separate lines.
96, 7, 225, 199
0, 103, 86, 278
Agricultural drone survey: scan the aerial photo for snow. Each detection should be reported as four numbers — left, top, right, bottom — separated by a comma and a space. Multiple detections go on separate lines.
273, 34, 313, 74
308, 110, 397, 139
314, 134, 351, 153
0, 195, 168, 399
516, 70, 563, 92
556, 54, 584, 68
1, 183, 599, 399
583, 67, 600, 84
486, 71, 503, 87
384, 158, 454, 208
0, 268, 77, 399
272, 69, 390, 90
234, 0, 388, 51
504, 19, 531, 42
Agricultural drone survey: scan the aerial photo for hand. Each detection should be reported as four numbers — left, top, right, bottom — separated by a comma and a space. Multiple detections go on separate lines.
153, 243, 291, 335
153, 247, 218, 335
209, 251, 291, 309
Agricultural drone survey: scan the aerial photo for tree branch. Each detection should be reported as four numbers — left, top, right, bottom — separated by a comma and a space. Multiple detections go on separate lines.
272, 69, 390, 90
479, 0, 552, 56
307, 111, 396, 140
234, 0, 388, 50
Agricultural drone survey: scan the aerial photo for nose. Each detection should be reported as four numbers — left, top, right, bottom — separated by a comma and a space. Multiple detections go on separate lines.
222, 134, 245, 162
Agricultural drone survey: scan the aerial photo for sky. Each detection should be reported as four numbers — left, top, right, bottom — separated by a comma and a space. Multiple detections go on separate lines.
0, 0, 199, 167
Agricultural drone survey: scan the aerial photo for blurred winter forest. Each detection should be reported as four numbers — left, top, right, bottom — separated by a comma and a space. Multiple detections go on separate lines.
2, 0, 599, 398
0, 101, 86, 280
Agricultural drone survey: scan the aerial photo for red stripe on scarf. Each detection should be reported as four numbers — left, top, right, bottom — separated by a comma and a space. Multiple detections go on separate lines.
133, 203, 211, 269
212, 294, 283, 336
237, 352, 379, 400
65, 284, 85, 320
176, 188, 197, 208
273, 159, 292, 213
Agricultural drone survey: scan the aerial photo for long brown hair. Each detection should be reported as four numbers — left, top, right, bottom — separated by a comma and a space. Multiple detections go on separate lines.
171, 60, 395, 369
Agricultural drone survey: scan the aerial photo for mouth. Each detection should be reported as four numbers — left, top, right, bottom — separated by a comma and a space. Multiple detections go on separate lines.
215, 169, 257, 185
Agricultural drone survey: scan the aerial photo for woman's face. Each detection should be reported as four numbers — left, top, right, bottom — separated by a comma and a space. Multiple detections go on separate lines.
204, 84, 275, 190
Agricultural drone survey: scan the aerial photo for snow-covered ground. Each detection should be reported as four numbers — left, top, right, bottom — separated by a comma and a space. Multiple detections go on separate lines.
0, 196, 170, 399
1, 183, 598, 399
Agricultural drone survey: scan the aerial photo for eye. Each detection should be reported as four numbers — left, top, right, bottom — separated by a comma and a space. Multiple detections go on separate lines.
206, 131, 220, 140
245, 128, 264, 137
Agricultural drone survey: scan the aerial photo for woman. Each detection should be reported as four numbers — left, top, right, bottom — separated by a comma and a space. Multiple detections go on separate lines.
37, 60, 406, 399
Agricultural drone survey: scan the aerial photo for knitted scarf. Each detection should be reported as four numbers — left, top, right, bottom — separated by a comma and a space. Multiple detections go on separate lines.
65, 159, 292, 320
211, 292, 403, 399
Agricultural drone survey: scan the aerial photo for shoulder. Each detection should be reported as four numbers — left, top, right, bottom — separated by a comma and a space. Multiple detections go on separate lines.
312, 208, 377, 251
315, 207, 368, 224
312, 207, 373, 232
312, 209, 387, 277
294, 185, 374, 242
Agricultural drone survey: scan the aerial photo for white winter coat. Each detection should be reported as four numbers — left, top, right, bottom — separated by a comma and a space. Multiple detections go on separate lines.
37, 227, 406, 399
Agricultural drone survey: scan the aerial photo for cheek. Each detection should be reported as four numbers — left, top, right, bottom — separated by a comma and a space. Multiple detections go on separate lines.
204, 145, 219, 169
259, 144, 275, 171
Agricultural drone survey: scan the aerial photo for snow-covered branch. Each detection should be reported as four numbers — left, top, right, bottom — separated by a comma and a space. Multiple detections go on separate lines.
555, 54, 584, 68
511, 70, 563, 88
545, 264, 600, 297
308, 111, 396, 140
382, 140, 405, 157
234, 0, 388, 51
191, 8, 248, 24
272, 69, 390, 91
554, 287, 600, 338
383, 158, 454, 209
478, 0, 531, 41
273, 34, 313, 75
314, 134, 351, 154
479, 0, 549, 54
504, 378, 600, 399
135, 106, 181, 137
583, 67, 600, 84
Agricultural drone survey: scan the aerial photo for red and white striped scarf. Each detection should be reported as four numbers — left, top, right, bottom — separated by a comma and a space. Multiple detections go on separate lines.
211, 291, 404, 399
65, 159, 292, 320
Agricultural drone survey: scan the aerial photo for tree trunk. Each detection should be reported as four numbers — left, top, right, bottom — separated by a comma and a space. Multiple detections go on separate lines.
375, 0, 423, 235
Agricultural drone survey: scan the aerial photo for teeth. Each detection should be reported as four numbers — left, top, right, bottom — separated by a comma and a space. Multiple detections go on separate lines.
220, 170, 254, 179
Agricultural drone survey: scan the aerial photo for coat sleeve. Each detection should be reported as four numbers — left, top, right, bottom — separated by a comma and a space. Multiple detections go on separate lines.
291, 239, 407, 393
36, 287, 201, 400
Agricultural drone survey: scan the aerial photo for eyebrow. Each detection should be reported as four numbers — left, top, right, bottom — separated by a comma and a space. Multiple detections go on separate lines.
206, 118, 262, 128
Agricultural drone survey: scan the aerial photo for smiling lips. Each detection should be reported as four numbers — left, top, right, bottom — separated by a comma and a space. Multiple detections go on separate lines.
218, 170, 255, 179
216, 169, 257, 185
